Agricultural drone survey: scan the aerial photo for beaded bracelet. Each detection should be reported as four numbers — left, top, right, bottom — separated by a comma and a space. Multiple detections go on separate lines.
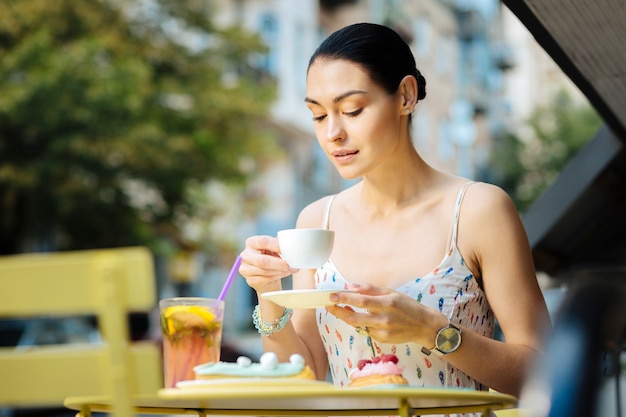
252, 304, 293, 336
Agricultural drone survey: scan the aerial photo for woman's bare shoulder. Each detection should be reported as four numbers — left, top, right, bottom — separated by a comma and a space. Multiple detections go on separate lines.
461, 181, 528, 251
464, 181, 518, 216
296, 184, 358, 228
296, 195, 337, 228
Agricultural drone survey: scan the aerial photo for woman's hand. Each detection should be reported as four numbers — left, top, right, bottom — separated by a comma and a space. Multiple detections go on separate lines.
326, 283, 444, 347
239, 235, 299, 293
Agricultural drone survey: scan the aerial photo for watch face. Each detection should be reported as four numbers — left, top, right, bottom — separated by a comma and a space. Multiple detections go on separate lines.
436, 326, 461, 353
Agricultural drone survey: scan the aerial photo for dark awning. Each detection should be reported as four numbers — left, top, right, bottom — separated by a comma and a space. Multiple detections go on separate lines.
501, 0, 626, 278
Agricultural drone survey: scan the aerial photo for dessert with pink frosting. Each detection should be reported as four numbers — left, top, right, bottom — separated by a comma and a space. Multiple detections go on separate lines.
348, 354, 408, 387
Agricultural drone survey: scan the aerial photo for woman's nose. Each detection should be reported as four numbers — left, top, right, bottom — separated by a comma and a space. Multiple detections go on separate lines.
324, 115, 346, 142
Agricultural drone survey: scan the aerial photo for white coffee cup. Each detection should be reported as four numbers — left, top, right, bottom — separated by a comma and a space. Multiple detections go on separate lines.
277, 228, 335, 269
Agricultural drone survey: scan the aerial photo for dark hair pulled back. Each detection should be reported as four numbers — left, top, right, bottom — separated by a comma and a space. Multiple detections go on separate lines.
308, 22, 426, 100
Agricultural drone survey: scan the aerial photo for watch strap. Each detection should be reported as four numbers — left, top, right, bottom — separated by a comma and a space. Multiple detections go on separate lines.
421, 345, 444, 357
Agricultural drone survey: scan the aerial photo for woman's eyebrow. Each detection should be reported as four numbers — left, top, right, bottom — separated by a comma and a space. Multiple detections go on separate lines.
304, 89, 368, 105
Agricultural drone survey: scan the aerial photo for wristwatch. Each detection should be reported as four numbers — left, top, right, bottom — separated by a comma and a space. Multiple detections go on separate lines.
421, 318, 462, 357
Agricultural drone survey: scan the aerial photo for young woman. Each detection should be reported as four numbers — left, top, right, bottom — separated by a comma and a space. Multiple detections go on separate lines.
239, 22, 550, 397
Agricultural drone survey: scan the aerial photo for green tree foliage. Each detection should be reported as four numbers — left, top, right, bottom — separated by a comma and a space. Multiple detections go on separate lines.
491, 89, 602, 212
0, 0, 275, 254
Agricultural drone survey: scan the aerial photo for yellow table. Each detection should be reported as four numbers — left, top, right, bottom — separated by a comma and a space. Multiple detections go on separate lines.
64, 383, 518, 417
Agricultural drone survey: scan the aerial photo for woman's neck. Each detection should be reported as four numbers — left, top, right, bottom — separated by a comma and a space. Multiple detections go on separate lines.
358, 153, 444, 214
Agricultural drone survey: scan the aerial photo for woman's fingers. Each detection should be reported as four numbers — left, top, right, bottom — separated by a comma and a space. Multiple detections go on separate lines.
326, 288, 425, 344
238, 235, 297, 291
329, 283, 392, 310
245, 235, 281, 254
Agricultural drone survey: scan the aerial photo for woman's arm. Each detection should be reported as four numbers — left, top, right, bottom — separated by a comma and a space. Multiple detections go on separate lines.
238, 197, 331, 380
447, 182, 551, 395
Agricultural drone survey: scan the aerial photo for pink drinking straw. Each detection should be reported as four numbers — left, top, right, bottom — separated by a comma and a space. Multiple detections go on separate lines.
218, 255, 242, 301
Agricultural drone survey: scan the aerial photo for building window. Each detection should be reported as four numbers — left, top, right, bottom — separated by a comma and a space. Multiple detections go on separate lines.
435, 33, 454, 76
258, 13, 278, 75
413, 17, 431, 60
438, 120, 454, 162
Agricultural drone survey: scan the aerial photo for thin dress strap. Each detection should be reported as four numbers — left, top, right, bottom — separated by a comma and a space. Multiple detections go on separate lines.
322, 195, 336, 230
450, 181, 475, 248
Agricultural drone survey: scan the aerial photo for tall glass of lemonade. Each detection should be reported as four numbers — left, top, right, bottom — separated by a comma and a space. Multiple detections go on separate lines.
159, 297, 224, 388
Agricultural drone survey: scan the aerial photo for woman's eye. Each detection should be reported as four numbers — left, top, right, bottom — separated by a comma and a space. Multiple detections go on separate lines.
312, 114, 327, 122
344, 109, 363, 117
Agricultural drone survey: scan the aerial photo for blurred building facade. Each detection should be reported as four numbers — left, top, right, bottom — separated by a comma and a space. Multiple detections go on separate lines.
498, 5, 588, 136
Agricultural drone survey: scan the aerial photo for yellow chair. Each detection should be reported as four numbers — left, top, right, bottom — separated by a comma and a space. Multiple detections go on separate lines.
493, 409, 533, 416
0, 247, 162, 417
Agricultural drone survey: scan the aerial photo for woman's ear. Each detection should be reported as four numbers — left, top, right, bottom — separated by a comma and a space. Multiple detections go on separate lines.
398, 75, 418, 113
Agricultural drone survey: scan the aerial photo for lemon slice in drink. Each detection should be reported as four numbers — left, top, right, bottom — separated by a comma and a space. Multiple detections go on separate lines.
164, 306, 216, 335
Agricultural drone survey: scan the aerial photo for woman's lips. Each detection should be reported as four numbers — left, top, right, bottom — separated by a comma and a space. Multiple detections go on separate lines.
332, 149, 359, 163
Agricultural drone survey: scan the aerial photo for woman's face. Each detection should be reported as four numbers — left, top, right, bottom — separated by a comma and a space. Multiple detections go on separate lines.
305, 58, 405, 180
